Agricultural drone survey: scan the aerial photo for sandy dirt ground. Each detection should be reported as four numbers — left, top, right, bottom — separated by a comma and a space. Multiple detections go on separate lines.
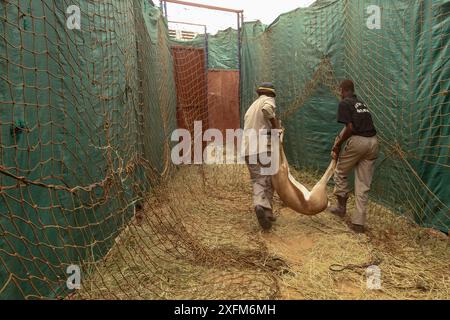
77, 165, 449, 300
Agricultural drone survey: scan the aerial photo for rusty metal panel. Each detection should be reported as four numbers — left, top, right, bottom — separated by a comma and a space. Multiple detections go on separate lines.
207, 70, 240, 135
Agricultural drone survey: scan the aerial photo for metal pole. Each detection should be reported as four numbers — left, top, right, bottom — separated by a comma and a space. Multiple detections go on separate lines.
204, 26, 209, 70
237, 12, 243, 125
163, 1, 168, 21
204, 26, 209, 130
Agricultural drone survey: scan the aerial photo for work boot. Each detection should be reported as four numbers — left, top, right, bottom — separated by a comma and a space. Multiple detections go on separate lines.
265, 208, 277, 222
329, 195, 348, 218
349, 223, 365, 234
255, 206, 272, 231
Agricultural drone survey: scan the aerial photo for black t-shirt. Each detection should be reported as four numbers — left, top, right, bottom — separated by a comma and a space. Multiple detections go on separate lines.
337, 95, 377, 137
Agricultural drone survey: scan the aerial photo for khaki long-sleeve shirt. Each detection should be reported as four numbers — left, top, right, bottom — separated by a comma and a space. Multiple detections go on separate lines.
242, 95, 277, 156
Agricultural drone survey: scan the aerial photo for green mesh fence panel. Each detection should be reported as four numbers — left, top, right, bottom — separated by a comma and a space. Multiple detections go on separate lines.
241, 0, 449, 233
170, 28, 239, 70
0, 0, 448, 300
0, 0, 177, 299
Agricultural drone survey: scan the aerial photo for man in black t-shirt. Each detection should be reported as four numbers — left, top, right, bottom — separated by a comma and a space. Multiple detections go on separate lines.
329, 80, 379, 233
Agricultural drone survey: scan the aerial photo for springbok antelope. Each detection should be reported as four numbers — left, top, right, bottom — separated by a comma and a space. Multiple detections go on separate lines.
271, 133, 337, 215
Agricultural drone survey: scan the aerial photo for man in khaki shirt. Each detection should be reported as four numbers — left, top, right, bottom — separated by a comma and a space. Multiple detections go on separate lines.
243, 82, 281, 231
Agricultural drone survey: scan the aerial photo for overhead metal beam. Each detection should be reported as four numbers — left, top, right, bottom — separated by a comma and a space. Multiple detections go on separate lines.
162, 0, 243, 13
168, 20, 207, 28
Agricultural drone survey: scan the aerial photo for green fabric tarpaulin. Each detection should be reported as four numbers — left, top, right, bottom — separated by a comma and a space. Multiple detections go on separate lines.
240, 0, 449, 233
0, 0, 177, 299
0, 0, 448, 300
170, 28, 239, 70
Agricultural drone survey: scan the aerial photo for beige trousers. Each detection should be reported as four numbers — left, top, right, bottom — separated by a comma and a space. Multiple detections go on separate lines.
246, 155, 274, 210
334, 135, 379, 226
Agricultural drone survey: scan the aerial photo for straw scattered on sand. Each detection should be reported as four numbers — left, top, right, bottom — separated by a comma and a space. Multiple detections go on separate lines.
75, 164, 449, 300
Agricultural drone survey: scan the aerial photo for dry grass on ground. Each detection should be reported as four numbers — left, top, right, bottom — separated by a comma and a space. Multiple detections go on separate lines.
76, 164, 449, 300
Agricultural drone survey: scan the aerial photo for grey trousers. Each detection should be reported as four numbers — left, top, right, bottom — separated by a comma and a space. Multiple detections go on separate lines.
246, 156, 274, 210
334, 135, 379, 226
